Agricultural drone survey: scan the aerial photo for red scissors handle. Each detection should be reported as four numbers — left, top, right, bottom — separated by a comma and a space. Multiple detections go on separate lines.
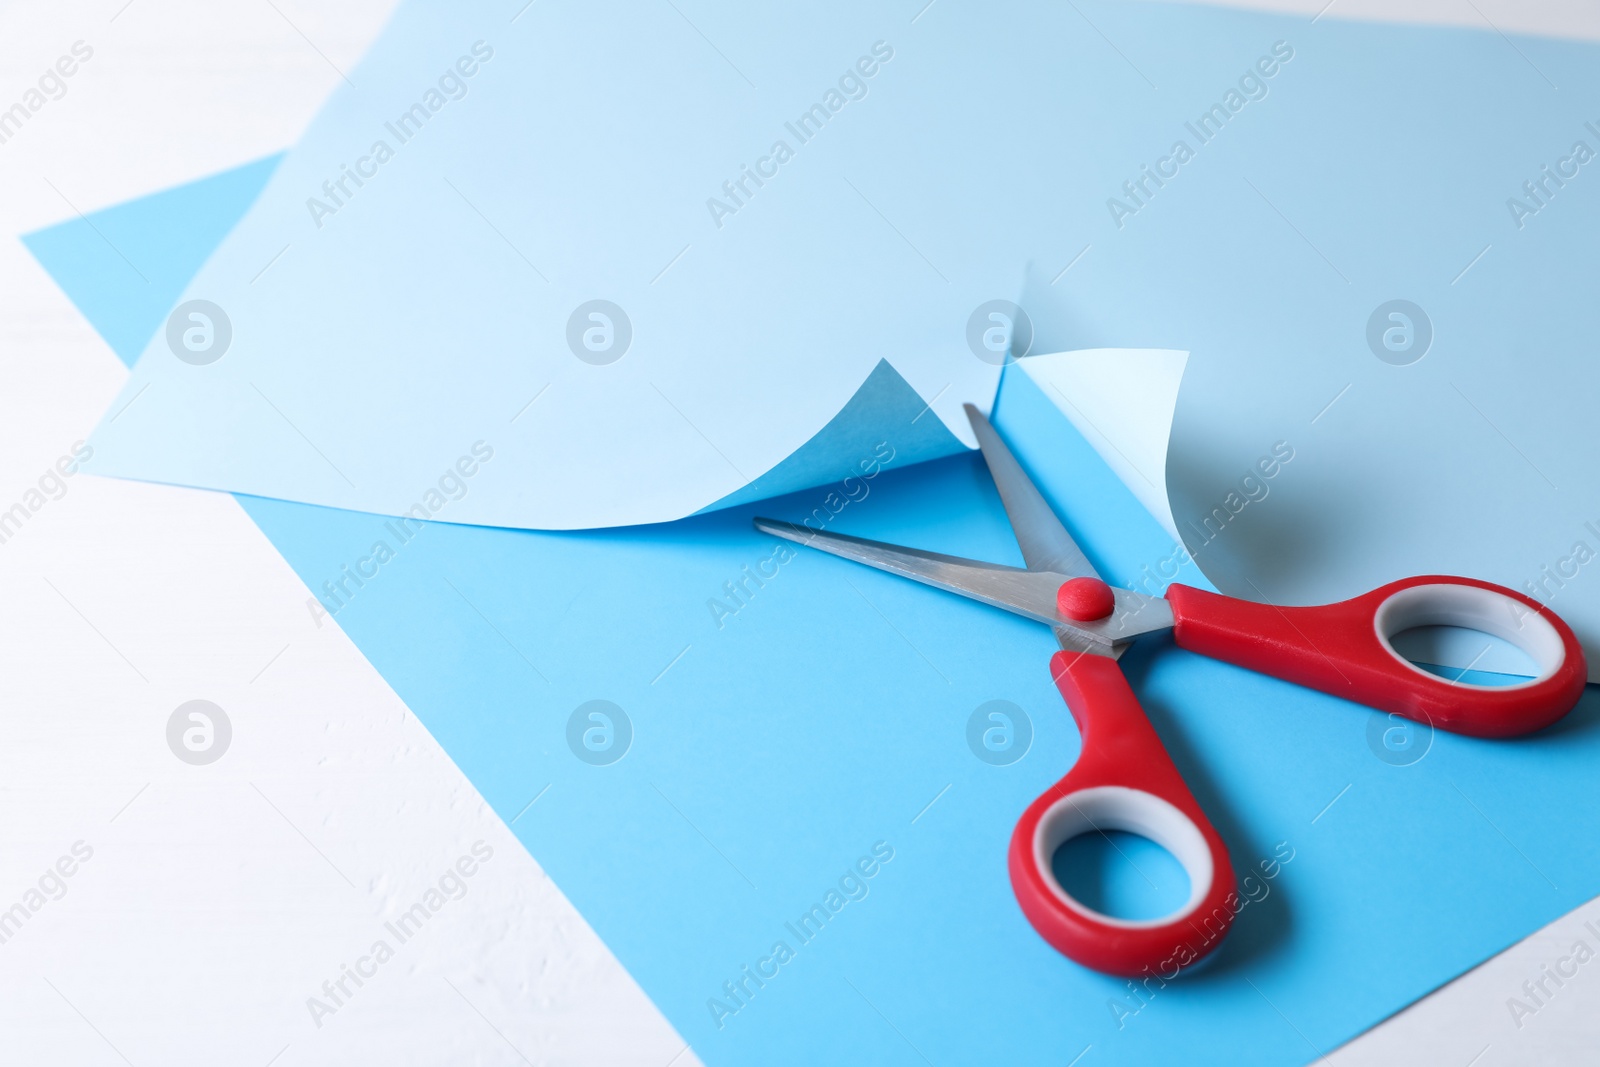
1010, 652, 1237, 977
1168, 575, 1587, 738
1010, 575, 1586, 976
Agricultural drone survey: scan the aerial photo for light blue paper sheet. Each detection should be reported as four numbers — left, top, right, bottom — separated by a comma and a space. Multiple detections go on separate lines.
27, 160, 1600, 1066
79, 0, 1600, 683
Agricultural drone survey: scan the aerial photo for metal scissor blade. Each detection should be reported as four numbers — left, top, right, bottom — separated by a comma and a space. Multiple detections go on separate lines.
964, 403, 1099, 581
753, 518, 1176, 648
753, 518, 1075, 630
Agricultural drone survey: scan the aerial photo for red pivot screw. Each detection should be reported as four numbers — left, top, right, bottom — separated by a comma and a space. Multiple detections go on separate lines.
1057, 576, 1115, 621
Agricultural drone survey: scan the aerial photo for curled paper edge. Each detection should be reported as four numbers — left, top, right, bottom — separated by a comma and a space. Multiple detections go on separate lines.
1017, 349, 1187, 546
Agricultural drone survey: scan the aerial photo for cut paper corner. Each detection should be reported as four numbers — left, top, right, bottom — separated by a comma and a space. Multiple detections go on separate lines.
1017, 348, 1188, 544
697, 358, 967, 514
23, 153, 283, 369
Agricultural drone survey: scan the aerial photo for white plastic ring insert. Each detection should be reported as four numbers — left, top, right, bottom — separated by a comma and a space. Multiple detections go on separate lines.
1032, 786, 1213, 929
1373, 583, 1565, 690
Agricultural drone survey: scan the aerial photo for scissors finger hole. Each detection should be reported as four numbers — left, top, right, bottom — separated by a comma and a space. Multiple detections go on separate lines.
1386, 625, 1538, 685
1033, 786, 1213, 929
1053, 829, 1189, 921
1373, 584, 1566, 690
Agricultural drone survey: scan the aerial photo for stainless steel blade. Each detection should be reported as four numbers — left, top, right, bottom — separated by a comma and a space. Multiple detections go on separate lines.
753, 519, 1174, 648
963, 404, 1128, 656
964, 403, 1098, 580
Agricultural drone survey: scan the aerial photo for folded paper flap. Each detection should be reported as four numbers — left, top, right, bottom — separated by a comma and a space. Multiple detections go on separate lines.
696, 359, 965, 514
1018, 349, 1187, 544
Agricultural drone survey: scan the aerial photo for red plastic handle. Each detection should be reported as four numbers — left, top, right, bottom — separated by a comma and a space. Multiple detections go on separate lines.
1167, 576, 1587, 738
1009, 651, 1237, 977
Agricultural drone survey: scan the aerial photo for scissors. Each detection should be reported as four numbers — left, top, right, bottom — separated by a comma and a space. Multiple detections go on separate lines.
754, 404, 1586, 976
